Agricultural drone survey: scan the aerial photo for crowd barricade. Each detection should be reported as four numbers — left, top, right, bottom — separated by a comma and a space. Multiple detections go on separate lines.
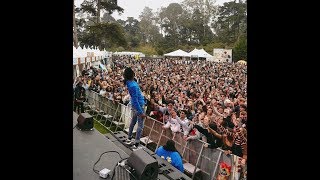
83, 90, 246, 180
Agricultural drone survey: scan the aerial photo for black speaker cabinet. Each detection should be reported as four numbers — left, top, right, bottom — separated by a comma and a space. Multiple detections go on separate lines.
77, 113, 93, 131
127, 149, 159, 180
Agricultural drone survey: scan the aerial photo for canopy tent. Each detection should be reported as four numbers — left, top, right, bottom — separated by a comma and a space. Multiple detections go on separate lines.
73, 46, 109, 59
237, 60, 247, 65
197, 48, 213, 58
113, 51, 145, 58
188, 48, 213, 60
164, 49, 190, 57
73, 45, 111, 79
188, 48, 200, 57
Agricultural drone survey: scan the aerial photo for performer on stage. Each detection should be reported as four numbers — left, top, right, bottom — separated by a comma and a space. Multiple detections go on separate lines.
123, 67, 147, 148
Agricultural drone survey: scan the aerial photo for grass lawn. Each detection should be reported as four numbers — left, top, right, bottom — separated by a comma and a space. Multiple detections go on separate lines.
94, 119, 110, 134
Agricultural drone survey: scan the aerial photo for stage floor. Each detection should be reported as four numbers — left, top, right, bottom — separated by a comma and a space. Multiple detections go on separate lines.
73, 112, 191, 180
73, 112, 129, 180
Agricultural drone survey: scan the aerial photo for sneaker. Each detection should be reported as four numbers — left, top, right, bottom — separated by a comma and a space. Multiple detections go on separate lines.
132, 144, 143, 151
125, 139, 133, 145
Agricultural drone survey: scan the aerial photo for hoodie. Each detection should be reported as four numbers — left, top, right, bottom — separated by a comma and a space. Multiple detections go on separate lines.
126, 80, 145, 115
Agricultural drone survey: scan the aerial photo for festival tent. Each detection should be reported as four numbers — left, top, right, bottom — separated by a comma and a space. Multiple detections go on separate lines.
73, 45, 108, 78
188, 48, 213, 60
237, 60, 247, 65
164, 49, 191, 57
188, 48, 200, 57
198, 48, 213, 58
113, 51, 145, 58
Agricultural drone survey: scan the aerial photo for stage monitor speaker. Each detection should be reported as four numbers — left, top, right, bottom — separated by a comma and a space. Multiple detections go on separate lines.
127, 149, 159, 180
77, 113, 93, 131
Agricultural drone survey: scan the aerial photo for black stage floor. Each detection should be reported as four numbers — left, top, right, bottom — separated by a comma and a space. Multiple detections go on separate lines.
73, 112, 130, 180
73, 112, 191, 180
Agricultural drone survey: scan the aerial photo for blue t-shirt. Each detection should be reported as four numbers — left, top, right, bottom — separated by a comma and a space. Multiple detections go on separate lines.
155, 146, 184, 172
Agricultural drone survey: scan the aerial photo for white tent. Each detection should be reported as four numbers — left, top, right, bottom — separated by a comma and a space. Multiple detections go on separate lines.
77, 46, 87, 58
198, 48, 213, 58
164, 49, 190, 57
188, 48, 212, 58
188, 48, 201, 59
187, 48, 213, 60
113, 51, 145, 57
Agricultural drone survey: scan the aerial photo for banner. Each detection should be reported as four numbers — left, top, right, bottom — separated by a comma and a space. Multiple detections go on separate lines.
213, 49, 232, 63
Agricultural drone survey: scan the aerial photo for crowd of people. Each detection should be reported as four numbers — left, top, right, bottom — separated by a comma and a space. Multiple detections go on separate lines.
73, 55, 247, 170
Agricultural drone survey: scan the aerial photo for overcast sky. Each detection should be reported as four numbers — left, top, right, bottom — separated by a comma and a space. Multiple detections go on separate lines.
75, 0, 233, 20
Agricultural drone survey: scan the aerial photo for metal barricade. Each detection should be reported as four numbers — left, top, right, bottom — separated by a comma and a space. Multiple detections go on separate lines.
85, 90, 245, 180
141, 116, 244, 180
86, 91, 135, 134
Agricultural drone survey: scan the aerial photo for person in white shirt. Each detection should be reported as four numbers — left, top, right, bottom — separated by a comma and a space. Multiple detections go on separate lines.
176, 110, 190, 137
162, 110, 181, 133
99, 88, 107, 96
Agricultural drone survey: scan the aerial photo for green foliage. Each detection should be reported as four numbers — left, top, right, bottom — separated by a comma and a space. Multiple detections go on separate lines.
94, 119, 109, 134
100, 0, 124, 14
139, 7, 161, 45
156, 49, 164, 56
74, 0, 246, 59
75, 0, 126, 49
79, 23, 127, 49
101, 13, 116, 23
123, 17, 142, 48
134, 44, 157, 56
212, 1, 247, 44
111, 46, 125, 52
81, 0, 123, 18
81, 3, 97, 16
233, 35, 247, 62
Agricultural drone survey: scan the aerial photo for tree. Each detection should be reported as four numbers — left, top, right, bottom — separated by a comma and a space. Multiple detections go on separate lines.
79, 23, 127, 49
123, 17, 142, 48
182, 0, 217, 42
158, 3, 184, 48
233, 35, 247, 62
212, 1, 247, 44
80, 0, 123, 24
139, 7, 160, 45
73, 0, 78, 48
75, 0, 126, 49
101, 13, 116, 23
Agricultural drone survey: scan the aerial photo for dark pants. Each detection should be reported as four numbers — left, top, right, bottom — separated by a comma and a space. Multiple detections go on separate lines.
194, 125, 222, 148
74, 101, 84, 114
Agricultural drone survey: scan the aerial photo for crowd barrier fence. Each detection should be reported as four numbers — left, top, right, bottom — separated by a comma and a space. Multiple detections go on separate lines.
82, 90, 246, 180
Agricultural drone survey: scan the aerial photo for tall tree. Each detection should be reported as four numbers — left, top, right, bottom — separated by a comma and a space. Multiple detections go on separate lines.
101, 13, 116, 23
124, 17, 142, 48
80, 0, 123, 24
79, 23, 127, 49
212, 1, 247, 44
182, 0, 217, 40
139, 7, 157, 44
76, 0, 126, 49
158, 3, 184, 47
233, 34, 247, 61
73, 0, 78, 48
